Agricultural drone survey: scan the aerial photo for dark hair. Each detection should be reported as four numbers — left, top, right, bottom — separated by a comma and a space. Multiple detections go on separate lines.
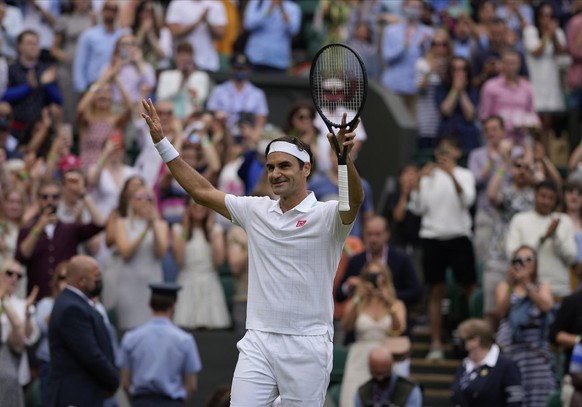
61, 168, 86, 185
205, 386, 231, 407
17, 30, 38, 45
183, 199, 212, 242
534, 3, 555, 40
483, 114, 505, 129
283, 101, 316, 135
149, 294, 175, 312
264, 136, 313, 168
117, 175, 145, 217
535, 179, 559, 195
176, 42, 194, 55
436, 135, 460, 149
131, 0, 160, 38
443, 56, 472, 90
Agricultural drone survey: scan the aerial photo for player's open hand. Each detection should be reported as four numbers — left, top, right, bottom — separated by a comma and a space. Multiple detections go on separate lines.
141, 99, 164, 143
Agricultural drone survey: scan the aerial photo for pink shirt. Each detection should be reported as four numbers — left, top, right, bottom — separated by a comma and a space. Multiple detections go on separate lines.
567, 13, 582, 90
479, 75, 539, 143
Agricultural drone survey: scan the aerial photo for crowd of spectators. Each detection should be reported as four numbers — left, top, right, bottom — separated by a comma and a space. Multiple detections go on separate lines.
1, 0, 582, 406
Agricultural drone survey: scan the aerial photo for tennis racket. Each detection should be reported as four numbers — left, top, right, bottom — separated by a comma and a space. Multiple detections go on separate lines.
310, 43, 368, 211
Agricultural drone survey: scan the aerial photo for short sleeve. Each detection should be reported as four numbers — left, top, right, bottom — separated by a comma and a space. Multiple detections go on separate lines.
183, 336, 202, 373
207, 1, 227, 26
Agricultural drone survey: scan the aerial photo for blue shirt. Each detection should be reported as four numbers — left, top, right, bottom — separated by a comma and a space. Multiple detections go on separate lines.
73, 25, 126, 92
119, 317, 202, 399
354, 375, 423, 407
244, 0, 301, 70
206, 80, 269, 132
381, 22, 433, 95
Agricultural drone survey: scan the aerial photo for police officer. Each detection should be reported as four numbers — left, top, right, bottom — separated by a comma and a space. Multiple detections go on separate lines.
119, 283, 202, 406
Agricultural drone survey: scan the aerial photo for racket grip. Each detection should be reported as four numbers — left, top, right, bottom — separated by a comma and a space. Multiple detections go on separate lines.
338, 164, 350, 211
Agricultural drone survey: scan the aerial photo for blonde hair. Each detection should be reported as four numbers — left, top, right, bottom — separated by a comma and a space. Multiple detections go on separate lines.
359, 260, 398, 308
458, 318, 495, 348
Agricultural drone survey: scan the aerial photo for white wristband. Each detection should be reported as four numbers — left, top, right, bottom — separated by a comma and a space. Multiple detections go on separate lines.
154, 138, 179, 163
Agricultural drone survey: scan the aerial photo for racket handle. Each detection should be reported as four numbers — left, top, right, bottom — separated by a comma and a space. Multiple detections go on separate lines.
338, 164, 350, 212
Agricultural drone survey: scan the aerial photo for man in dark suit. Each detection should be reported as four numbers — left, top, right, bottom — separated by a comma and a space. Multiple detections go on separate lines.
46, 255, 119, 407
336, 215, 422, 308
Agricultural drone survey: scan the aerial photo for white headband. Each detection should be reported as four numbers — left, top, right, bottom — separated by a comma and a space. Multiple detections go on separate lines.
267, 141, 310, 163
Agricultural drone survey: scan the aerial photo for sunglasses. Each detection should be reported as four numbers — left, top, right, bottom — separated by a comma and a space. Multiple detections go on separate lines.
57, 275, 67, 281
511, 256, 535, 267
40, 193, 61, 200
6, 270, 23, 280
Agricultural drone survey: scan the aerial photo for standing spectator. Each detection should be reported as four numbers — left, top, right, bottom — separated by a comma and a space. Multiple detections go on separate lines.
76, 66, 132, 171
282, 101, 319, 157
355, 346, 422, 407
415, 29, 452, 149
46, 255, 119, 407
523, 3, 567, 149
156, 43, 210, 122
484, 146, 535, 329
549, 289, 582, 380
340, 260, 408, 407
0, 102, 18, 158
474, 1, 497, 48
171, 200, 231, 330
479, 49, 539, 145
34, 260, 68, 404
452, 13, 482, 61
111, 185, 168, 331
15, 180, 103, 299
335, 215, 422, 321
0, 188, 26, 266
495, 245, 556, 407
381, 0, 433, 114
496, 0, 533, 46
348, 21, 380, 81
566, 0, 582, 125
243, 0, 301, 73
0, 259, 39, 407
20, 0, 60, 62
165, 0, 226, 73
450, 318, 523, 407
0, 0, 23, 62
206, 53, 269, 134
563, 182, 582, 290
73, 0, 126, 93
227, 225, 248, 337
130, 0, 172, 70
51, 0, 96, 125
506, 180, 578, 299
437, 56, 480, 153
119, 283, 202, 405
409, 136, 477, 359
317, 0, 352, 45
2, 30, 62, 140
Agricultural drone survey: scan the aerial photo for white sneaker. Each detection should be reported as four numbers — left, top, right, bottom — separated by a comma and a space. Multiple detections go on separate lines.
425, 348, 444, 360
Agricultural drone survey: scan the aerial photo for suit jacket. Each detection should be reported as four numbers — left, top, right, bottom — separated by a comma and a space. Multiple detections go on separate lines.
450, 354, 523, 407
46, 288, 119, 407
335, 247, 422, 308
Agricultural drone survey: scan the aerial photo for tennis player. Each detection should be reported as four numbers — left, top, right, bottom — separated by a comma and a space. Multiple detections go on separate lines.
142, 99, 364, 406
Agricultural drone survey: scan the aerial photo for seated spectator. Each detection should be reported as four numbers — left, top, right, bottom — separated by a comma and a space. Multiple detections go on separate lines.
165, 0, 226, 73
156, 43, 210, 122
15, 180, 103, 299
110, 184, 168, 331
415, 29, 451, 150
451, 318, 523, 407
206, 53, 268, 135
506, 180, 577, 300
2, 30, 62, 140
381, 163, 421, 253
0, 187, 26, 269
348, 20, 380, 80
496, 0, 533, 46
566, 0, 582, 122
452, 13, 482, 61
282, 101, 319, 160
336, 216, 421, 325
0, 259, 39, 406
381, 0, 433, 114
243, 0, 301, 73
172, 200, 230, 330
479, 49, 539, 145
495, 245, 556, 406
437, 56, 480, 153
562, 182, 582, 290
550, 288, 582, 385
76, 67, 132, 171
317, 0, 351, 45
340, 260, 408, 407
474, 1, 496, 48
130, 0, 172, 70
355, 346, 422, 407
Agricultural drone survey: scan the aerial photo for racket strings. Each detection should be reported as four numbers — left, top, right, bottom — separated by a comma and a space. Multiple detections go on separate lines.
313, 45, 366, 128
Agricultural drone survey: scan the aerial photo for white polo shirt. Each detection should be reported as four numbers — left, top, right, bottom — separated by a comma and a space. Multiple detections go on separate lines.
225, 192, 353, 339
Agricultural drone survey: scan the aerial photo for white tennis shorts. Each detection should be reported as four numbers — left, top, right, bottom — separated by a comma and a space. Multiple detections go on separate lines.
230, 330, 333, 407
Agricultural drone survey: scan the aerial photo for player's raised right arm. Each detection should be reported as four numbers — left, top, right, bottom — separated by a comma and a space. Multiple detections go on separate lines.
141, 99, 230, 220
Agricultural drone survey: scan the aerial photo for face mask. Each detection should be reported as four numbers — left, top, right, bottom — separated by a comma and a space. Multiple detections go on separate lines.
232, 71, 249, 82
89, 279, 103, 298
404, 7, 421, 21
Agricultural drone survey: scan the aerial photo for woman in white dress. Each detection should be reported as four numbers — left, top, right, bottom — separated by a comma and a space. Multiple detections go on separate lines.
172, 199, 231, 329
112, 185, 168, 331
340, 260, 407, 407
523, 4, 567, 146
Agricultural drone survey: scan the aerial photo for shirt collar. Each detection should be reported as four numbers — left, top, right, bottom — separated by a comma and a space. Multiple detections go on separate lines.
269, 191, 317, 214
464, 344, 500, 372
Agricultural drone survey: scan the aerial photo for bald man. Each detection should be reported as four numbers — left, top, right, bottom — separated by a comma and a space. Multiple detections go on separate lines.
46, 255, 119, 407
355, 346, 422, 407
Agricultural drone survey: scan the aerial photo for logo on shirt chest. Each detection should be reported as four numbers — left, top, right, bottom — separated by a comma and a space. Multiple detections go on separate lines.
295, 220, 307, 228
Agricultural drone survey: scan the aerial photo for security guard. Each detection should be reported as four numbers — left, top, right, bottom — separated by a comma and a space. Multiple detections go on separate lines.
119, 283, 202, 406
